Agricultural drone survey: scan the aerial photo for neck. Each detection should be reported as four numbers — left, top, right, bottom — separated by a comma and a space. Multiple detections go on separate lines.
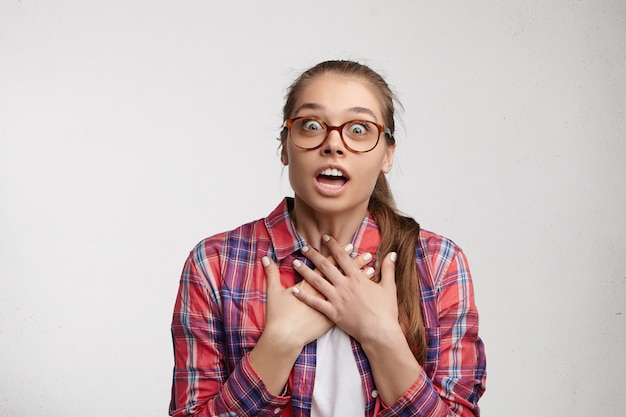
290, 197, 368, 255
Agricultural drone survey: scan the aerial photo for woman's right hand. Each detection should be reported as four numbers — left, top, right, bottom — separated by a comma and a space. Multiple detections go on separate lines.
261, 256, 333, 349
248, 256, 332, 396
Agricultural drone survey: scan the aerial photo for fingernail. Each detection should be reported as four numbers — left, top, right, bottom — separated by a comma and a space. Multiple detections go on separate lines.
293, 259, 302, 268
390, 252, 397, 262
322, 234, 330, 242
362, 252, 372, 262
344, 243, 354, 252
301, 245, 309, 253
262, 257, 270, 267
292, 287, 300, 295
365, 267, 375, 277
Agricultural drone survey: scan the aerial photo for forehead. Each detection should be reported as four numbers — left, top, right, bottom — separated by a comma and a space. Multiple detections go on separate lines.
293, 73, 384, 121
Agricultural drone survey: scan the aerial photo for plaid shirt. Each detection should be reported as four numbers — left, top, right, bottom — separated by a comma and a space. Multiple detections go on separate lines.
170, 198, 486, 417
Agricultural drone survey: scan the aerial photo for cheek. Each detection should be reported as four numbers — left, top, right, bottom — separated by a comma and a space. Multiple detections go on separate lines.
352, 162, 382, 193
362, 157, 388, 188
364, 170, 382, 192
286, 153, 309, 186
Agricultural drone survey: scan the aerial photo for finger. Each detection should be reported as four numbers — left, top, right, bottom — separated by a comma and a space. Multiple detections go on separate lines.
324, 242, 353, 266
336, 242, 373, 277
379, 251, 398, 289
300, 245, 342, 284
321, 235, 360, 276
261, 256, 282, 292
304, 238, 373, 278
355, 251, 374, 269
324, 243, 370, 275
291, 280, 333, 317
301, 243, 349, 278
294, 277, 324, 297
293, 258, 335, 296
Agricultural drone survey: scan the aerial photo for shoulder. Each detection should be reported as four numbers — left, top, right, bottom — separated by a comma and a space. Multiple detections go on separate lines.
416, 229, 464, 263
415, 228, 471, 288
185, 199, 290, 272
190, 216, 269, 265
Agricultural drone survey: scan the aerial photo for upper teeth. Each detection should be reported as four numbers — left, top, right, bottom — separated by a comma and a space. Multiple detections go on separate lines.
322, 168, 343, 177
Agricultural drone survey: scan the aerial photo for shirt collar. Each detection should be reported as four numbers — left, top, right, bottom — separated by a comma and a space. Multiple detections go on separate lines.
264, 198, 306, 261
264, 198, 382, 261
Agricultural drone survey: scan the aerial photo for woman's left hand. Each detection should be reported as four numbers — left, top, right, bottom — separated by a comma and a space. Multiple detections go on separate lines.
292, 235, 401, 344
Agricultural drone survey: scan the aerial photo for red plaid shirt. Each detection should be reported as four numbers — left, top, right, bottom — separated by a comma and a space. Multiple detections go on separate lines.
170, 198, 486, 416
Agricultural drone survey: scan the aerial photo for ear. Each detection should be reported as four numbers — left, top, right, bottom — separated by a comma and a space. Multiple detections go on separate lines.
381, 143, 395, 174
280, 146, 289, 166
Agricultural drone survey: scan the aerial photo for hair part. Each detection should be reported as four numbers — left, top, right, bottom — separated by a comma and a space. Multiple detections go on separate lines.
282, 60, 427, 364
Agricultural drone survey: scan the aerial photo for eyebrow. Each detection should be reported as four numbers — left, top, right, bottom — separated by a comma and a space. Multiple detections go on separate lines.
294, 103, 379, 122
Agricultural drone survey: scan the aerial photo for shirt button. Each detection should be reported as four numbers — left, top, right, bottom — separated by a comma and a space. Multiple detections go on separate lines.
273, 407, 281, 414
371, 390, 379, 398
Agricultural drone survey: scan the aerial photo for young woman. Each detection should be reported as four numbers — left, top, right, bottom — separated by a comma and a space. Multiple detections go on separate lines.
169, 60, 486, 417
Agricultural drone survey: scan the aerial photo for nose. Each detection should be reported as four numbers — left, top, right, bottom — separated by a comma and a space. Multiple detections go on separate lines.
321, 128, 345, 156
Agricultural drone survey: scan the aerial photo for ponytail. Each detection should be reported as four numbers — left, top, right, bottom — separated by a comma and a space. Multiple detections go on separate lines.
369, 173, 427, 364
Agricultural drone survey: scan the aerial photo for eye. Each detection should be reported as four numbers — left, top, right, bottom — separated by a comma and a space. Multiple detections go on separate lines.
301, 119, 324, 132
347, 121, 372, 136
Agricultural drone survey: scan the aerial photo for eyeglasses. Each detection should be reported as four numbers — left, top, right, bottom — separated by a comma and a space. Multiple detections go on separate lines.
283, 117, 394, 154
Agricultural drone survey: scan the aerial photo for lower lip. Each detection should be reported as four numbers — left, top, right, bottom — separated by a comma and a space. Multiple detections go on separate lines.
315, 178, 347, 196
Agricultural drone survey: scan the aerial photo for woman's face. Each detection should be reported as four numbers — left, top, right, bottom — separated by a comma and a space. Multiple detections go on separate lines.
282, 73, 395, 217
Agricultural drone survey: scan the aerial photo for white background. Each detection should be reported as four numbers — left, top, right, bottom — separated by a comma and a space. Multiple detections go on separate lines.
1, 1, 625, 416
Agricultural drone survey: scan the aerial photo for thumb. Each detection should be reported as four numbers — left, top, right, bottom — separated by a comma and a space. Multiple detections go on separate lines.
262, 256, 282, 293
379, 251, 397, 289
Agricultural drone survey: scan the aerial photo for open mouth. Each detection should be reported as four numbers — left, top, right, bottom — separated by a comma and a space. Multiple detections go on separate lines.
316, 167, 348, 189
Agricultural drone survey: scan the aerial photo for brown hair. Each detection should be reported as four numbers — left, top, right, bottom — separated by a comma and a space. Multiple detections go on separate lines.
280, 60, 427, 364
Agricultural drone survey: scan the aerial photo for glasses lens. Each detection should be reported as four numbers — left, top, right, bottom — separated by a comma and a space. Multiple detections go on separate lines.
290, 118, 327, 149
342, 121, 380, 152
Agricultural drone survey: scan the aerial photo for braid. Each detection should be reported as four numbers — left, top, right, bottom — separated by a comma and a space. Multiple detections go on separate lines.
369, 174, 427, 364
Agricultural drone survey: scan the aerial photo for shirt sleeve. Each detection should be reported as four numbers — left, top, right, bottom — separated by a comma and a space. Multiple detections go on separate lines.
378, 241, 487, 417
169, 247, 290, 417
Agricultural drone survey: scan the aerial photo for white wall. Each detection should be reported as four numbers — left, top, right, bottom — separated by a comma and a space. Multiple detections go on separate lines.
1, 1, 624, 416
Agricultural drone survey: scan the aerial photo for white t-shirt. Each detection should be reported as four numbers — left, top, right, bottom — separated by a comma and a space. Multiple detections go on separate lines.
311, 326, 366, 416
